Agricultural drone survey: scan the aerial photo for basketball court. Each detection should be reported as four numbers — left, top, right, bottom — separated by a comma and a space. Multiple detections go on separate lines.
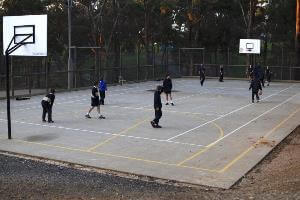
1, 78, 300, 189
2, 14, 300, 189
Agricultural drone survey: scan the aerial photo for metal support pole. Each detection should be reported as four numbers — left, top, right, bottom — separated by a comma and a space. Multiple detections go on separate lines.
152, 45, 155, 79
137, 45, 140, 81
120, 45, 123, 85
45, 57, 48, 93
179, 49, 181, 75
67, 0, 73, 90
5, 53, 12, 139
10, 57, 14, 98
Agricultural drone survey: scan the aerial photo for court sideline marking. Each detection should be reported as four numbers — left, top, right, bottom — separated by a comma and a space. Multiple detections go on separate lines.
87, 118, 149, 152
166, 84, 295, 141
177, 91, 299, 167
219, 106, 300, 173
0, 119, 205, 148
0, 93, 298, 174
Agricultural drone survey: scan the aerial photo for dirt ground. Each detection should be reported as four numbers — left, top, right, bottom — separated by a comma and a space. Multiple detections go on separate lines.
0, 127, 299, 200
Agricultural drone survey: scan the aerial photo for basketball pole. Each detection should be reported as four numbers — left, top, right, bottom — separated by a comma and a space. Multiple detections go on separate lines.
5, 52, 12, 139
5, 34, 33, 139
67, 0, 73, 90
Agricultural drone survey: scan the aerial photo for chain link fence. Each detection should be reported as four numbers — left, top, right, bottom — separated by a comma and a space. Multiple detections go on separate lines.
1, 47, 299, 99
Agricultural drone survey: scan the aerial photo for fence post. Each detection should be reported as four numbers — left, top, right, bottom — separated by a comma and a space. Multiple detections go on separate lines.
45, 57, 49, 93
227, 47, 230, 65
120, 45, 123, 84
137, 45, 140, 82
28, 65, 32, 96
178, 48, 181, 75
290, 65, 292, 81
152, 44, 155, 80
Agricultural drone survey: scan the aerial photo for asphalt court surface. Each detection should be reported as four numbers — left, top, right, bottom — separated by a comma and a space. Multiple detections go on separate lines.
1, 78, 300, 189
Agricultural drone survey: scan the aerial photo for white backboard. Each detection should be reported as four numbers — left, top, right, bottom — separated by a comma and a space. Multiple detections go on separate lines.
3, 15, 47, 56
239, 39, 261, 54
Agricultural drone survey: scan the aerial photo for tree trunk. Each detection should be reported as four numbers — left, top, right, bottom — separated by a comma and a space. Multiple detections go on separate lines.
296, 0, 300, 65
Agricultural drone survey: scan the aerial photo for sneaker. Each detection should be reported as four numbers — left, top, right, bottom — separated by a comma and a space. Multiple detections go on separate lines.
171, 103, 174, 106
256, 100, 260, 103
48, 120, 54, 123
42, 120, 46, 122
85, 114, 91, 119
150, 121, 156, 128
165, 103, 169, 105
99, 115, 106, 119
155, 125, 162, 128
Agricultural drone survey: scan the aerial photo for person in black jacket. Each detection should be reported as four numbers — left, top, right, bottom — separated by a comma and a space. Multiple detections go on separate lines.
219, 65, 224, 82
163, 74, 174, 106
151, 85, 163, 128
198, 64, 206, 86
85, 81, 105, 119
265, 66, 272, 86
249, 77, 262, 103
41, 88, 56, 123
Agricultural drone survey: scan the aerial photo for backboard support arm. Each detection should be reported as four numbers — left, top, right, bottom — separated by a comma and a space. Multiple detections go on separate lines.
5, 34, 33, 139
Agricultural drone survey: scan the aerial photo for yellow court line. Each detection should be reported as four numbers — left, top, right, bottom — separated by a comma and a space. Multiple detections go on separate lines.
218, 106, 300, 173
11, 137, 217, 172
176, 119, 224, 166
87, 118, 149, 152
212, 122, 224, 139
177, 147, 209, 166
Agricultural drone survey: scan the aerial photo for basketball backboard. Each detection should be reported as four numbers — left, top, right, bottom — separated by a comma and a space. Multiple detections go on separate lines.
3, 15, 47, 56
239, 39, 261, 54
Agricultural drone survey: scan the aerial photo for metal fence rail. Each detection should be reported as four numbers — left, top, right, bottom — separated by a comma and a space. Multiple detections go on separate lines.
1, 47, 299, 99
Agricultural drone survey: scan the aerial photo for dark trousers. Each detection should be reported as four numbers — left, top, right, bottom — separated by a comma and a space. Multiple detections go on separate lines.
219, 74, 223, 82
252, 92, 259, 102
41, 101, 52, 121
153, 108, 162, 125
100, 91, 105, 105
200, 76, 205, 86
260, 78, 265, 87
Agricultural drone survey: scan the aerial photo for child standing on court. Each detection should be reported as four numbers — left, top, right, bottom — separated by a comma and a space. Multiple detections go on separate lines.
249, 77, 262, 103
85, 81, 105, 119
163, 74, 174, 106
98, 77, 107, 105
219, 65, 224, 82
41, 88, 55, 123
151, 85, 163, 128
265, 66, 272, 86
199, 64, 206, 86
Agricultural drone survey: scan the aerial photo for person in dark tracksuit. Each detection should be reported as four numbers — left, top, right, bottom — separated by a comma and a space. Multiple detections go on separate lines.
85, 81, 105, 119
246, 65, 253, 81
198, 64, 206, 86
249, 77, 262, 103
163, 74, 174, 106
98, 77, 107, 105
219, 65, 224, 82
151, 85, 163, 128
41, 88, 55, 123
265, 66, 272, 86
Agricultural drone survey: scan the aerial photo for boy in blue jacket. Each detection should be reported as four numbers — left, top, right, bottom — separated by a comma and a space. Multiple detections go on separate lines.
98, 77, 107, 105
85, 81, 105, 119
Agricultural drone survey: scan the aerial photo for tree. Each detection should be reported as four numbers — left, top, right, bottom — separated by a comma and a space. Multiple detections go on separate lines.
296, 0, 300, 65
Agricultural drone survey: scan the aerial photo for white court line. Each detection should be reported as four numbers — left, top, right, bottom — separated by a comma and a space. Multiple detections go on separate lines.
0, 82, 158, 108
206, 92, 299, 148
138, 90, 212, 109
108, 105, 222, 117
0, 119, 204, 148
0, 84, 159, 113
166, 85, 295, 141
